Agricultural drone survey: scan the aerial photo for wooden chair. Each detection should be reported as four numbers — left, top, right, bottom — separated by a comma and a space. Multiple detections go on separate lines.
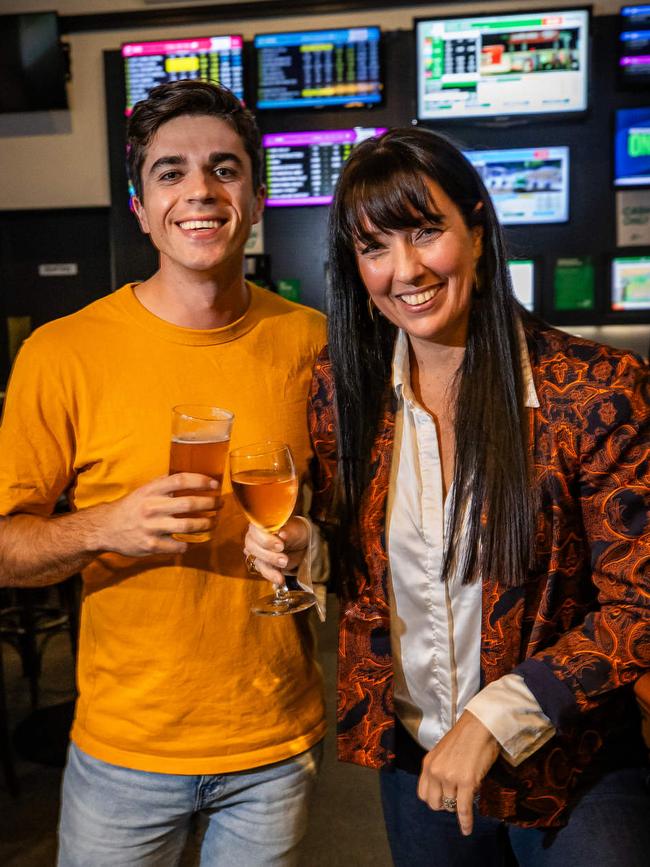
0, 639, 19, 796
0, 579, 79, 710
0, 576, 79, 795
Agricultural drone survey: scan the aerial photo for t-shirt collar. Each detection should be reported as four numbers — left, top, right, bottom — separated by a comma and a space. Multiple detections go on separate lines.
119, 281, 262, 346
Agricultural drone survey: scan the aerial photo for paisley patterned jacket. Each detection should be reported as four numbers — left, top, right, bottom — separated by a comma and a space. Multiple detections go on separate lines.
308, 322, 650, 828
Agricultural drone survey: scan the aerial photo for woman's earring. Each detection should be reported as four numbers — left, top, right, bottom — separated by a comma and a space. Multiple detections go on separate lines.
367, 296, 376, 321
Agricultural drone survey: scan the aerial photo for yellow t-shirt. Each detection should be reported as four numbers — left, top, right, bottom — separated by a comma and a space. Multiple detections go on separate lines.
0, 283, 327, 774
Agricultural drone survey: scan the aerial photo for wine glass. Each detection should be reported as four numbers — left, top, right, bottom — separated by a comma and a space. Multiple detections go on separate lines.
230, 441, 317, 616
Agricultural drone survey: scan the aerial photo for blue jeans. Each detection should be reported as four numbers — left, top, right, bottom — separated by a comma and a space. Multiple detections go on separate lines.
380, 764, 650, 867
58, 741, 323, 866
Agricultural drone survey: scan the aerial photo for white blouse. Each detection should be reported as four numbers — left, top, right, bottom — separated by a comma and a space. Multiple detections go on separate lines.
386, 327, 555, 766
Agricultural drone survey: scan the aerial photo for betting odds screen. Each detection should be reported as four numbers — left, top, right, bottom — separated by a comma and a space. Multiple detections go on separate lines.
465, 146, 569, 224
416, 9, 589, 121
255, 27, 382, 109
620, 5, 650, 85
122, 35, 244, 114
263, 128, 386, 206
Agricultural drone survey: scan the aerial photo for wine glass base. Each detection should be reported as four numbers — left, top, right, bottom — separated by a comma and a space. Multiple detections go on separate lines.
252, 591, 318, 617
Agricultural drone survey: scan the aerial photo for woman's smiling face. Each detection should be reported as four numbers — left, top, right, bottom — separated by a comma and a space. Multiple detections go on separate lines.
355, 178, 483, 348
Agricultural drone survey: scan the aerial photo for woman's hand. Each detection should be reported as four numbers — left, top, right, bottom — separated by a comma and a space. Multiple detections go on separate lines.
417, 711, 500, 836
243, 518, 310, 586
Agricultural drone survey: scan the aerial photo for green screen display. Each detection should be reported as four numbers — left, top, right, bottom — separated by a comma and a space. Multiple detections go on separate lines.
554, 257, 595, 311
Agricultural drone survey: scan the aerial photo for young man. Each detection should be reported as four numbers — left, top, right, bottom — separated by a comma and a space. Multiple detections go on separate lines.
0, 81, 327, 866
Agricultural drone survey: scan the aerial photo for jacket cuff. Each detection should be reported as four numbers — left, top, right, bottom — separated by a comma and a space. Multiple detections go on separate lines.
513, 658, 579, 731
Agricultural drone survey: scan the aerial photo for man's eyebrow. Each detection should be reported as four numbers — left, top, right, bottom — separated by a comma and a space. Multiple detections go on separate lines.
148, 154, 185, 176
207, 151, 243, 167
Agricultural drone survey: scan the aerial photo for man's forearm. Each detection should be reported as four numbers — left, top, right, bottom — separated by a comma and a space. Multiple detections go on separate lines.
0, 472, 224, 586
0, 509, 104, 587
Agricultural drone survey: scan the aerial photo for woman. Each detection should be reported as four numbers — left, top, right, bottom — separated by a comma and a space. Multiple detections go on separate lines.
245, 128, 650, 866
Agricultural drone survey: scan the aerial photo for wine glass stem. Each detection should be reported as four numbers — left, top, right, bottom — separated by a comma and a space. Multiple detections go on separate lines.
275, 584, 289, 602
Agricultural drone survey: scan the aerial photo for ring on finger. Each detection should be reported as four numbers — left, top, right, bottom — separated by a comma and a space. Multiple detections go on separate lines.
441, 795, 457, 812
245, 553, 259, 575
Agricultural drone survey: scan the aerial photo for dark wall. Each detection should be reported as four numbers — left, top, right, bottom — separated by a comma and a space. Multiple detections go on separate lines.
3, 14, 647, 390
0, 208, 111, 386
101, 15, 648, 326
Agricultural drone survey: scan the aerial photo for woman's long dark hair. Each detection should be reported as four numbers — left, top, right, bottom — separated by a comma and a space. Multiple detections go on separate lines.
327, 127, 535, 593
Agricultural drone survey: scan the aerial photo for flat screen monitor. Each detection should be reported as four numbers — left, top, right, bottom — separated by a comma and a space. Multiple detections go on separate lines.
263, 127, 386, 207
614, 107, 650, 186
0, 12, 68, 112
507, 260, 535, 310
554, 256, 595, 311
465, 146, 569, 224
416, 9, 589, 121
619, 5, 650, 86
122, 35, 244, 115
255, 27, 382, 110
611, 255, 650, 310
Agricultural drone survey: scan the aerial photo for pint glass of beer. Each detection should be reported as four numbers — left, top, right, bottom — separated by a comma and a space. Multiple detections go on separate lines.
169, 405, 234, 543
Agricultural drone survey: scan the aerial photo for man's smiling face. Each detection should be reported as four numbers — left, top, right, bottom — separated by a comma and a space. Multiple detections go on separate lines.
132, 114, 264, 279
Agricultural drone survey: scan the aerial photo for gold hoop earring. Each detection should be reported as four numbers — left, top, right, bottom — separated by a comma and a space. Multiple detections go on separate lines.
367, 296, 376, 321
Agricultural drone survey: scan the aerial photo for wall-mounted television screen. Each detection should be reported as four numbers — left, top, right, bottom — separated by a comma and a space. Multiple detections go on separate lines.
263, 127, 386, 206
416, 9, 589, 121
507, 260, 536, 310
0, 12, 68, 112
619, 5, 650, 86
465, 146, 569, 224
255, 27, 382, 110
554, 256, 595, 311
611, 255, 650, 309
122, 35, 244, 115
614, 107, 650, 186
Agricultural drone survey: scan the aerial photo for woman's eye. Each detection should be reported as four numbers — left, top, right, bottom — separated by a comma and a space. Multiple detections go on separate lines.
416, 226, 441, 242
359, 243, 384, 257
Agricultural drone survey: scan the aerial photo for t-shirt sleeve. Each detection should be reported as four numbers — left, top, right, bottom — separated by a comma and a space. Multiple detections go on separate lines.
0, 333, 76, 517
